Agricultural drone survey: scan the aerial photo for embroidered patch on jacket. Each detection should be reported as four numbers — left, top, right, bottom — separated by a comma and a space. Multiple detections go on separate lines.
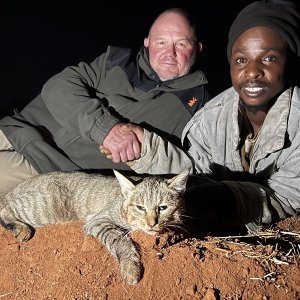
188, 97, 197, 107
170, 86, 209, 115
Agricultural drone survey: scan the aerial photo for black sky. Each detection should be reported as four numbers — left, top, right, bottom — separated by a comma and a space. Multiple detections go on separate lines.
1, 0, 257, 116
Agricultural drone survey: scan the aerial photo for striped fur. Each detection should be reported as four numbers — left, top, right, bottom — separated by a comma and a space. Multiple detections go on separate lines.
0, 169, 189, 285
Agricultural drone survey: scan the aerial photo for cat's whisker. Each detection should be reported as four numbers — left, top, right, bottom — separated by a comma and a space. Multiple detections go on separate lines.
164, 224, 187, 233
162, 227, 172, 233
162, 220, 185, 230
180, 214, 197, 220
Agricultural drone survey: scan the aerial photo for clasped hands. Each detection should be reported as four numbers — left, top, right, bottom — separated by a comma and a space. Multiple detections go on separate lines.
100, 123, 144, 163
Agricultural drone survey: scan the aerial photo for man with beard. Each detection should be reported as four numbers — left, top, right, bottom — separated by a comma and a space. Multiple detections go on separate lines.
102, 0, 300, 232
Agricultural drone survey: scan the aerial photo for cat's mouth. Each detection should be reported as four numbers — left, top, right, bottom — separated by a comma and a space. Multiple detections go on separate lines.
146, 228, 161, 235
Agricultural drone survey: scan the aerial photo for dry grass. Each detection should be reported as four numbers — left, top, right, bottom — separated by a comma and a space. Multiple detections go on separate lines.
208, 227, 300, 264
194, 227, 300, 286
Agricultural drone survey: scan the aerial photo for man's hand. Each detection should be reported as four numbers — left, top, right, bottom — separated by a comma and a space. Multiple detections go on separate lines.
100, 123, 144, 163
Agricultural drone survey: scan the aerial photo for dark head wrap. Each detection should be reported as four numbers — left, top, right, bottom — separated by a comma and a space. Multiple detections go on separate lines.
227, 0, 300, 61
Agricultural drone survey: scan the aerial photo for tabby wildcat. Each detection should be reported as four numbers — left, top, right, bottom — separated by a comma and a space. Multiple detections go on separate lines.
0, 169, 189, 285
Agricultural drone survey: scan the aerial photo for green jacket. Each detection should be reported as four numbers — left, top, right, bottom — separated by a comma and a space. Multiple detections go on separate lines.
0, 46, 209, 173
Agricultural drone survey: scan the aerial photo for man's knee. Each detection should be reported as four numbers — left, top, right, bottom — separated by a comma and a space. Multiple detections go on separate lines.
0, 151, 38, 194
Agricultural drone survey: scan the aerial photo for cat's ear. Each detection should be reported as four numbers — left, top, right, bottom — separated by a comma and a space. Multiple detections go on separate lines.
167, 168, 190, 192
113, 170, 135, 196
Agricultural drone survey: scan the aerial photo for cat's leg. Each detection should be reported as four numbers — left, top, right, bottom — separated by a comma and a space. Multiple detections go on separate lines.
84, 216, 142, 285
0, 206, 34, 242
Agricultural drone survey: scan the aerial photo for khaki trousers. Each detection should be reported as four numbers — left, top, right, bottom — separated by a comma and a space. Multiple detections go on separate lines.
0, 130, 38, 194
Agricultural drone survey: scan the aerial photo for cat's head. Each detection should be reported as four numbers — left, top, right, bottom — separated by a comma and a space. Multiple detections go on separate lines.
113, 169, 190, 235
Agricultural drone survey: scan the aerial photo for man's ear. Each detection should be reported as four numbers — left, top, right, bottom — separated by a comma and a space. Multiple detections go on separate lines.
144, 37, 149, 48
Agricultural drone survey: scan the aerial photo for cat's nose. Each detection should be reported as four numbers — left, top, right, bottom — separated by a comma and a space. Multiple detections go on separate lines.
147, 214, 158, 228
148, 220, 157, 228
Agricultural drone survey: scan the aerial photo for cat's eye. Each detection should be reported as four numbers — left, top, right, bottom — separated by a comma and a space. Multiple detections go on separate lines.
158, 205, 167, 211
136, 205, 146, 211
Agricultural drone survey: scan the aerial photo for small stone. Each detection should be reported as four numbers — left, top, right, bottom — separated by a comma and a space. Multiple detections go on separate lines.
186, 284, 197, 296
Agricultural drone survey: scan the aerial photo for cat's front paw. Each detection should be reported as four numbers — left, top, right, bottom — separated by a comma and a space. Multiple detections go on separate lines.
120, 258, 142, 285
14, 225, 34, 242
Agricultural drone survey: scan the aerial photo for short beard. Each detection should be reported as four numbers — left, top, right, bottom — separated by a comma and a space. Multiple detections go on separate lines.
240, 98, 275, 113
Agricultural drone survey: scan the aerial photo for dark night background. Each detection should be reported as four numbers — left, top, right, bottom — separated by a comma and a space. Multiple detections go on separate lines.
0, 0, 277, 117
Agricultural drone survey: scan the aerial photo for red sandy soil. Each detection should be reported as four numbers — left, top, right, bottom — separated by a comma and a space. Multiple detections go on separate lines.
0, 216, 299, 300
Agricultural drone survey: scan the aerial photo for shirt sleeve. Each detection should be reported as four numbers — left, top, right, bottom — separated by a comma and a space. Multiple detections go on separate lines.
130, 129, 193, 174
41, 50, 120, 145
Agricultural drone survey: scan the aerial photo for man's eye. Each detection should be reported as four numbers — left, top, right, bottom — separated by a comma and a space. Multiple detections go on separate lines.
236, 57, 247, 64
263, 56, 277, 62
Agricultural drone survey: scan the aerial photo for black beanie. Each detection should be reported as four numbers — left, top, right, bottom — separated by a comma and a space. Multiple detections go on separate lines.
227, 0, 300, 61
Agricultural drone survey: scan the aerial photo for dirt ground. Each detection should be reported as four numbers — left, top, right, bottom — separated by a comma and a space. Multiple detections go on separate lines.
0, 215, 299, 300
